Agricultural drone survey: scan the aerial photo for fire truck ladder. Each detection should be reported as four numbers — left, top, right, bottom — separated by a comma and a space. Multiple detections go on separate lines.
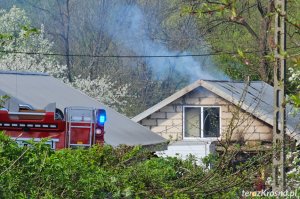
65, 107, 95, 148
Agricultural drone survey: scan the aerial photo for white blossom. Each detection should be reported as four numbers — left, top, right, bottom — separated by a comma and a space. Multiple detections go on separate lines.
0, 6, 130, 112
289, 67, 300, 89
70, 76, 130, 112
0, 6, 67, 79
286, 151, 300, 190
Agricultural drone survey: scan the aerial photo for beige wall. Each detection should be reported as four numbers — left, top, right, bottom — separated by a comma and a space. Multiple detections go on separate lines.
139, 87, 272, 142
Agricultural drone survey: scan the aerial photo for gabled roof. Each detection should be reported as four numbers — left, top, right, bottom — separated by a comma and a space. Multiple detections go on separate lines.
132, 80, 300, 142
0, 71, 167, 149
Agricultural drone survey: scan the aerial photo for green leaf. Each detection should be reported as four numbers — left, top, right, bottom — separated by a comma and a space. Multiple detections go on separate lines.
20, 25, 40, 38
231, 8, 237, 18
290, 94, 300, 107
0, 33, 13, 40
280, 50, 288, 58
237, 49, 245, 58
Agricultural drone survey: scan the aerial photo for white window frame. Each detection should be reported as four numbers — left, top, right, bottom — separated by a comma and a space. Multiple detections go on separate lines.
183, 106, 221, 141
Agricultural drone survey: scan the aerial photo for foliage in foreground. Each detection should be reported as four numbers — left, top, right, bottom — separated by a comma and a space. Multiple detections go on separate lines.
1, 131, 299, 199
0, 132, 248, 199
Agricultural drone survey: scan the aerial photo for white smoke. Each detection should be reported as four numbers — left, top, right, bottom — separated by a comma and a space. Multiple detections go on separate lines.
103, 4, 227, 81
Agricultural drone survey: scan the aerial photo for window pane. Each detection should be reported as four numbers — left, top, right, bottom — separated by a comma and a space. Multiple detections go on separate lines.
185, 107, 201, 137
203, 107, 220, 137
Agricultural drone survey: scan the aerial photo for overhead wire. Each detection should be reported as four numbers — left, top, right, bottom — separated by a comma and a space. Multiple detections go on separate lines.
0, 50, 258, 58
0, 45, 298, 59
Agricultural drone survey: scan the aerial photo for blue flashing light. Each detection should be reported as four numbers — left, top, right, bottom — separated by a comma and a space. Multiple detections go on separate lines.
99, 115, 106, 124
97, 109, 106, 125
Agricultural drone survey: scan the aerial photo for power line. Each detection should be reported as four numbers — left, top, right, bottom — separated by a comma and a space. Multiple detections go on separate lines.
0, 50, 254, 58
0, 46, 298, 58
0, 49, 273, 58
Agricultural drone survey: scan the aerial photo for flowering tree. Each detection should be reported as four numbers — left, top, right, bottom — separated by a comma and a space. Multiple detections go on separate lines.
286, 151, 300, 190
70, 76, 130, 112
285, 57, 300, 191
0, 6, 66, 79
288, 58, 300, 108
0, 6, 129, 112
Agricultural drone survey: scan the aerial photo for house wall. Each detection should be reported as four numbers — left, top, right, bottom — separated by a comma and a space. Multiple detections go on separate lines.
139, 87, 272, 143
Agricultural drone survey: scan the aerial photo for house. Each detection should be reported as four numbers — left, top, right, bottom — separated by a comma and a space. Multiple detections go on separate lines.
132, 80, 300, 159
0, 71, 167, 150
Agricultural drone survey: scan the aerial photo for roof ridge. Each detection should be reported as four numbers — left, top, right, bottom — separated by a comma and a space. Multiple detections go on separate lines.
203, 79, 265, 83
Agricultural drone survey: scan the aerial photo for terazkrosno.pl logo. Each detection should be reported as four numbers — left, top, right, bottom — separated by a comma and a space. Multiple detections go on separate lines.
242, 190, 298, 198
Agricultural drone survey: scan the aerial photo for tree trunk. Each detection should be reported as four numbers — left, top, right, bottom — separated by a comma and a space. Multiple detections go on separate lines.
64, 0, 72, 82
257, 0, 274, 83
258, 18, 271, 82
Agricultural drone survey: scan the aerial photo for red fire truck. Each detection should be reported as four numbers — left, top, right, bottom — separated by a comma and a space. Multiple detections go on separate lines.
0, 103, 106, 150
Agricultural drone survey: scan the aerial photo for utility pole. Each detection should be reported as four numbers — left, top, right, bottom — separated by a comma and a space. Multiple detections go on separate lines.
272, 0, 286, 192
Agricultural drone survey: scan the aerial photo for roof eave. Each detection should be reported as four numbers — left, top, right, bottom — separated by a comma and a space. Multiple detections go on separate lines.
132, 80, 203, 122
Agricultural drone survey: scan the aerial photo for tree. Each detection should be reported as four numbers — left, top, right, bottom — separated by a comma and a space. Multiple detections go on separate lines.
6, 0, 222, 116
183, 0, 300, 83
0, 6, 130, 113
0, 6, 66, 79
288, 57, 300, 107
71, 75, 130, 113
182, 0, 300, 192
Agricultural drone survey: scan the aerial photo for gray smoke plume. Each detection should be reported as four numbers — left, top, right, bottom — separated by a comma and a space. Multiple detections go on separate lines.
104, 4, 227, 81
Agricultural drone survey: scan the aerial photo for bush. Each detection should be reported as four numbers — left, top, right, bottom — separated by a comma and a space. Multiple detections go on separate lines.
0, 132, 203, 198
0, 131, 285, 198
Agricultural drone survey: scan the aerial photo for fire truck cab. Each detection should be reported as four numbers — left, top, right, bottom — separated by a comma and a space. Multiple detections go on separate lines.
0, 102, 106, 150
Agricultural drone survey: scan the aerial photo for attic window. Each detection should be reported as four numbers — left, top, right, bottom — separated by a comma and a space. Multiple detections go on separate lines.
184, 106, 220, 139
